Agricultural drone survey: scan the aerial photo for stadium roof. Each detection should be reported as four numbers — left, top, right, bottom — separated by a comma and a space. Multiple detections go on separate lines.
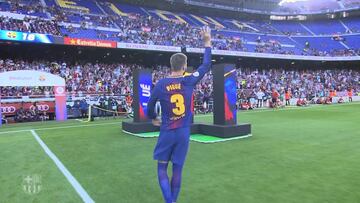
182, 0, 360, 15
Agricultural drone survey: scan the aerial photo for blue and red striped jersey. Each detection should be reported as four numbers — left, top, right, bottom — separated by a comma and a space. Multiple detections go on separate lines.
147, 47, 212, 130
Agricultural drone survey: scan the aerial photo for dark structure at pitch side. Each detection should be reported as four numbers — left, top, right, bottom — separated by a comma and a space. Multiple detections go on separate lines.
122, 65, 251, 138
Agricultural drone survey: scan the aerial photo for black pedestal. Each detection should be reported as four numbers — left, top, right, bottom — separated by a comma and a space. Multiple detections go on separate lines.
197, 123, 251, 138
122, 121, 159, 134
122, 121, 251, 138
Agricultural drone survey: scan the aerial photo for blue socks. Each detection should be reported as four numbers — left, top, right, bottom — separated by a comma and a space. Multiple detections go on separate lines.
158, 162, 172, 203
171, 163, 183, 203
157, 162, 184, 203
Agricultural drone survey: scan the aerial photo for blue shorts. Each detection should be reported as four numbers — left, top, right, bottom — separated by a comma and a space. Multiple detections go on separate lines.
153, 127, 190, 165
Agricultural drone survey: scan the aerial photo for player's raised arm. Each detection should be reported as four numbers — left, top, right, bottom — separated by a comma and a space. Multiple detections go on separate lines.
184, 26, 212, 86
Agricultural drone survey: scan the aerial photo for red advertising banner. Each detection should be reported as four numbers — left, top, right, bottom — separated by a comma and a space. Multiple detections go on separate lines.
64, 37, 117, 48
0, 101, 55, 116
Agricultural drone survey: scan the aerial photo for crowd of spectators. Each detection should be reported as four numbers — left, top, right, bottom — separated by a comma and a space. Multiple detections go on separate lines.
14, 106, 37, 122
254, 39, 295, 55
109, 14, 200, 47
1, 58, 359, 109
13, 102, 49, 122
0, 16, 61, 36
1, 0, 46, 16
1, 14, 357, 57
48, 6, 116, 28
302, 48, 360, 57
235, 68, 359, 103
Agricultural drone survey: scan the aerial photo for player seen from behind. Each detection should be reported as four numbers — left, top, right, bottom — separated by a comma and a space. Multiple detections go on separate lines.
147, 26, 212, 203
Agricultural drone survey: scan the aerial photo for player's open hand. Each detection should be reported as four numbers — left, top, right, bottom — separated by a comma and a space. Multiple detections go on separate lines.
152, 118, 161, 126
200, 26, 211, 47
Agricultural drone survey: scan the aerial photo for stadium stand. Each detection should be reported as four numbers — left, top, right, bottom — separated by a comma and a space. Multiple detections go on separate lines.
1, 1, 360, 203
0, 0, 359, 56
0, 0, 359, 120
0, 58, 359, 106
189, 0, 360, 14
0, 0, 47, 18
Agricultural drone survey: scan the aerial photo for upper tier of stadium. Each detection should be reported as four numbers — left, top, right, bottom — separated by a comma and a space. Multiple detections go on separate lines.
186, 0, 360, 15
0, 0, 359, 58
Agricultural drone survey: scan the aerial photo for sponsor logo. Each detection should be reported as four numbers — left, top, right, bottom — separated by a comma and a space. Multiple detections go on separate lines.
30, 105, 50, 111
117, 42, 181, 52
64, 37, 117, 48
55, 86, 65, 94
1, 106, 16, 113
140, 84, 151, 97
39, 75, 46, 81
140, 83, 151, 107
9, 76, 32, 81
7, 31, 17, 39
22, 174, 42, 195
192, 71, 200, 77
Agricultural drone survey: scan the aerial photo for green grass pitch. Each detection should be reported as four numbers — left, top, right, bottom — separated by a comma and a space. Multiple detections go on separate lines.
0, 103, 359, 203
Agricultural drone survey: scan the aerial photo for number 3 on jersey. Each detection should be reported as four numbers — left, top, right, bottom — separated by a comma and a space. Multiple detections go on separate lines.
170, 94, 185, 116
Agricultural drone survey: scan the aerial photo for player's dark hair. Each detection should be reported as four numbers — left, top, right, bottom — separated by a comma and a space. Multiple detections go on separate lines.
170, 53, 187, 72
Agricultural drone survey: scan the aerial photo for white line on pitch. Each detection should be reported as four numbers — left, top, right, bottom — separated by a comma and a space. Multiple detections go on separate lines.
30, 130, 95, 203
0, 122, 120, 135
75, 119, 90, 123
